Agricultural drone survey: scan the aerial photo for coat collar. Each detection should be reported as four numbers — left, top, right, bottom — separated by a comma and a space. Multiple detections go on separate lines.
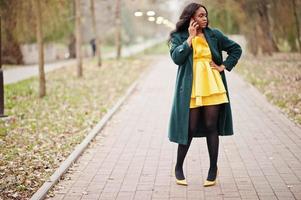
177, 27, 221, 64
204, 27, 216, 39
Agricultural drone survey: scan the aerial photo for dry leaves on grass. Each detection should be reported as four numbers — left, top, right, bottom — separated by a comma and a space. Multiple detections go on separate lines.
235, 53, 301, 125
0, 57, 151, 199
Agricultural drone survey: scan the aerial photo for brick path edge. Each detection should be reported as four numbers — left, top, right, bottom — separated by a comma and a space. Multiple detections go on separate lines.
29, 61, 154, 200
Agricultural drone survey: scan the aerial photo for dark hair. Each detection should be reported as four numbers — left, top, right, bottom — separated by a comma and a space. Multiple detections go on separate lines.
168, 3, 209, 44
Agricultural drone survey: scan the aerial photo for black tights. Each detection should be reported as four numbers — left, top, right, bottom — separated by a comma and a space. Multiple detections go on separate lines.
175, 105, 220, 181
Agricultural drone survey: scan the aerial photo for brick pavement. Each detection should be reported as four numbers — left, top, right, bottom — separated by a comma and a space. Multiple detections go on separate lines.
46, 55, 301, 200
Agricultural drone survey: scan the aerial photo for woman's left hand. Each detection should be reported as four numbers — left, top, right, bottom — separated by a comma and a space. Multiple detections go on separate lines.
210, 61, 225, 72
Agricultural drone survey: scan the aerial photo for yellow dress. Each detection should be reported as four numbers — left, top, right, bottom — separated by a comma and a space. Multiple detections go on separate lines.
190, 36, 229, 108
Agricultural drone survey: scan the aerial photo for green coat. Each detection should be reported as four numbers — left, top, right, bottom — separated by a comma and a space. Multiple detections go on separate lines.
168, 27, 242, 145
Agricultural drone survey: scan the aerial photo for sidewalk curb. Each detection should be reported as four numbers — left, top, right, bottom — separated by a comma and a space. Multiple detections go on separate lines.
29, 61, 153, 200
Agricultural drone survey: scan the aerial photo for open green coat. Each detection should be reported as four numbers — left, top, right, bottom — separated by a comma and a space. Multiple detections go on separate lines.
168, 27, 242, 145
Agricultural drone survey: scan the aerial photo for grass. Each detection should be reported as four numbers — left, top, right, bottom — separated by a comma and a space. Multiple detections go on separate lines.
130, 41, 170, 58
0, 56, 152, 199
235, 53, 301, 125
142, 41, 170, 55
101, 45, 115, 54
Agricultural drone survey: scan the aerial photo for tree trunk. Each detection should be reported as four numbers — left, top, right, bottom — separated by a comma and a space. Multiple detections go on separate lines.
256, 0, 278, 55
90, 0, 102, 66
248, 24, 259, 55
0, 17, 5, 116
236, 0, 257, 55
1, 3, 23, 64
75, 0, 82, 77
33, 0, 46, 97
292, 0, 301, 52
115, 0, 121, 59
2, 30, 23, 64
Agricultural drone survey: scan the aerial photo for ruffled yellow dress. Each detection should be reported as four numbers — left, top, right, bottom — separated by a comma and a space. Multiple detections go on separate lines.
190, 36, 229, 108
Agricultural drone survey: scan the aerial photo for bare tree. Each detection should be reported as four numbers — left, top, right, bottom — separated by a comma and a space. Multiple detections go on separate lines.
0, 17, 5, 116
235, 0, 278, 55
90, 0, 102, 66
75, 0, 83, 77
292, 0, 301, 52
115, 0, 121, 59
32, 0, 46, 97
256, 0, 278, 55
0, 2, 23, 65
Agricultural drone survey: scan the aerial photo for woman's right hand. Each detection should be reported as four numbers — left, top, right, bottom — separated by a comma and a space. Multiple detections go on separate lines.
187, 18, 198, 46
188, 18, 198, 37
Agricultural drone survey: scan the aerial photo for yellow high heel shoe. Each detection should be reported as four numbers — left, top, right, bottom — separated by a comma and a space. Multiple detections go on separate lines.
175, 169, 188, 186
176, 178, 188, 186
203, 168, 219, 187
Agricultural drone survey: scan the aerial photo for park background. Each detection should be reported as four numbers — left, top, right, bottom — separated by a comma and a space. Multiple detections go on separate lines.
0, 0, 300, 199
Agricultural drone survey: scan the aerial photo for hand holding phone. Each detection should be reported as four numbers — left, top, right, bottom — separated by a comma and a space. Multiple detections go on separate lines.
188, 18, 198, 38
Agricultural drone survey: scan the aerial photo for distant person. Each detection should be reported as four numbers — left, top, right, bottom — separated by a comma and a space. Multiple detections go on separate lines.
168, 3, 242, 187
90, 38, 96, 57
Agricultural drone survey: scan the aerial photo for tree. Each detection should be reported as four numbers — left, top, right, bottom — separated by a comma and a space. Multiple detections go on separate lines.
230, 0, 278, 55
32, 0, 46, 97
115, 0, 121, 59
75, 0, 82, 77
0, 0, 74, 64
90, 0, 102, 66
256, 0, 278, 55
0, 1, 23, 64
292, 0, 301, 52
205, 0, 301, 54
0, 16, 6, 116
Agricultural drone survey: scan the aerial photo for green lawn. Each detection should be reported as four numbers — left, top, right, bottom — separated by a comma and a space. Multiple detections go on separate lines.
142, 41, 170, 55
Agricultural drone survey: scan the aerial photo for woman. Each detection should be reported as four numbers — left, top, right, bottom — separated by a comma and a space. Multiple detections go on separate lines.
168, 3, 242, 187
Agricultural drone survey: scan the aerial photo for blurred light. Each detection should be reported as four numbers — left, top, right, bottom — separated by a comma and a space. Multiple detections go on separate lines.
165, 21, 175, 29
134, 11, 143, 17
148, 16, 155, 22
163, 19, 168, 25
156, 16, 164, 24
146, 11, 156, 16
157, 16, 164, 21
64, 53, 70, 59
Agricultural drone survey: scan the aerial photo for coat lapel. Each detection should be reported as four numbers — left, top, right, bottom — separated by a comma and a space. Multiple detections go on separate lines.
204, 28, 222, 64
177, 28, 222, 69
179, 31, 189, 40
179, 28, 222, 64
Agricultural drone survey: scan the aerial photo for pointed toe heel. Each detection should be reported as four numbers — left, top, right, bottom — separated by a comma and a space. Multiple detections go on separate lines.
203, 179, 216, 187
174, 168, 188, 186
176, 178, 188, 186
203, 168, 219, 187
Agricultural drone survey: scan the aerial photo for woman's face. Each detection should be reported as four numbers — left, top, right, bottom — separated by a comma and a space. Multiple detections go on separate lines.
193, 7, 208, 29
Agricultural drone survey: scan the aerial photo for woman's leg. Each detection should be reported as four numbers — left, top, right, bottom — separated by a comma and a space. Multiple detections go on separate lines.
175, 107, 202, 180
203, 104, 221, 181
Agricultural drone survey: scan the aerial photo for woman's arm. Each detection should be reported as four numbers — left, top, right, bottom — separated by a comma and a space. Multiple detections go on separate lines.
214, 29, 242, 72
169, 34, 193, 66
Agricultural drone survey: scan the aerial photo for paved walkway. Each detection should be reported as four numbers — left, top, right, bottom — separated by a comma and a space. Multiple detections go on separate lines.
46, 56, 301, 200
3, 59, 77, 85
3, 38, 163, 85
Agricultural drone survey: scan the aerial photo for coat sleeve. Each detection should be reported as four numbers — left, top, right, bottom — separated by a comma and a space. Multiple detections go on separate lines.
214, 29, 242, 72
169, 34, 192, 66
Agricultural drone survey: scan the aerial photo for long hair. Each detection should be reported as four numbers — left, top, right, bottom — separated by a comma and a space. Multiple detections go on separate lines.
168, 3, 209, 44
